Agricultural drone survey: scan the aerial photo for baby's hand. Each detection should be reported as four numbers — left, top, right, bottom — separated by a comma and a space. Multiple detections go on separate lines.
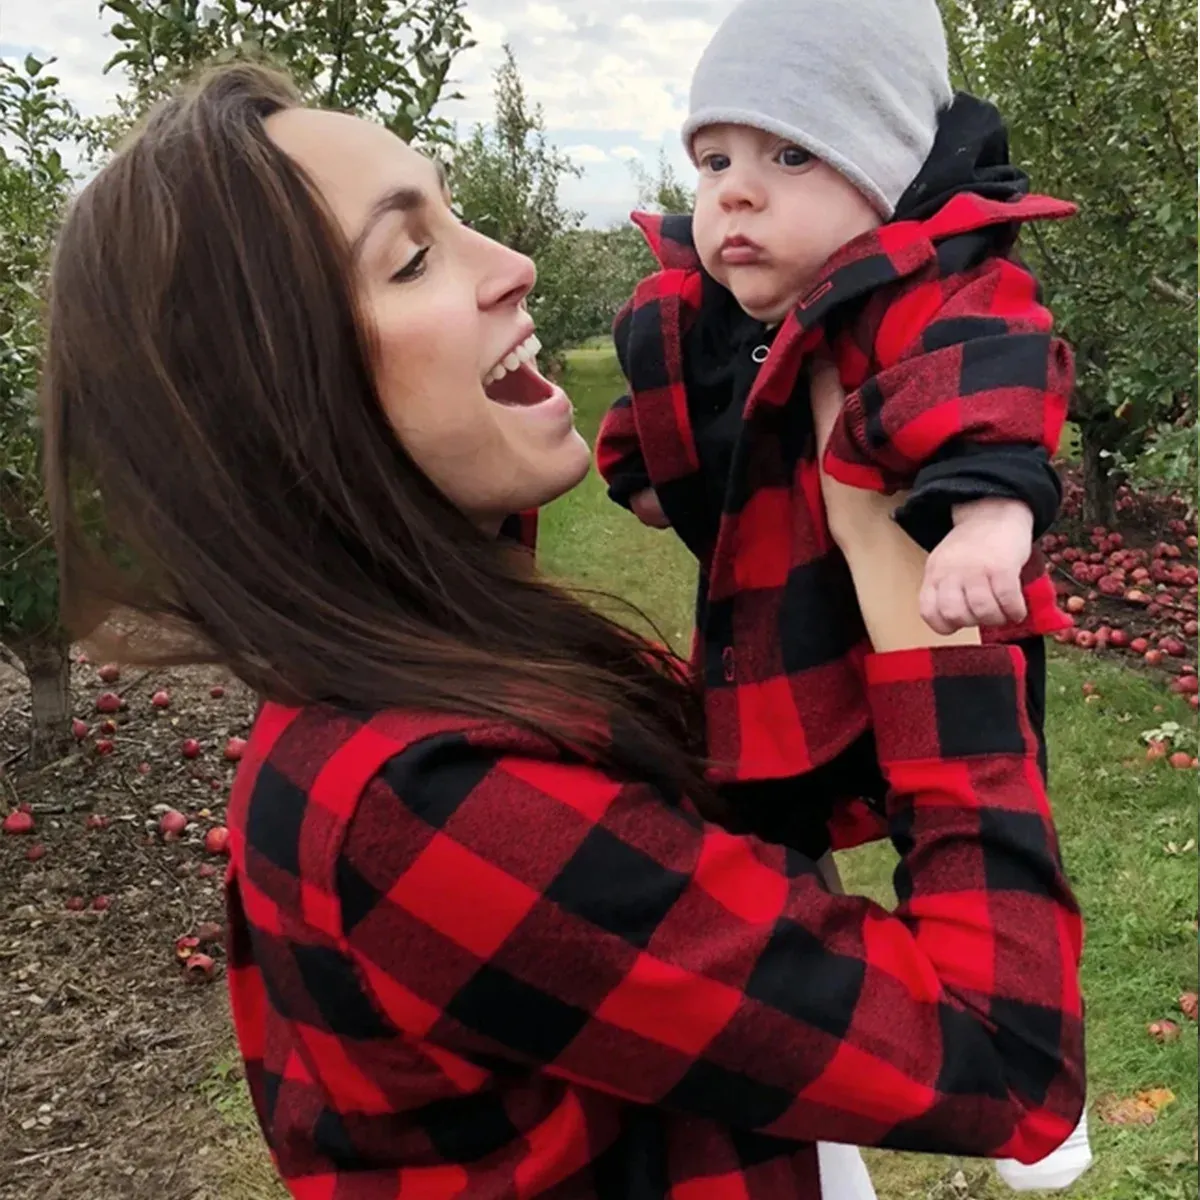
919, 498, 1034, 634
630, 488, 671, 529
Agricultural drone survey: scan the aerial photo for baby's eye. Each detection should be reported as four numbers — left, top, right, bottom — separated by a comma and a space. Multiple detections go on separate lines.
778, 145, 812, 169
700, 152, 731, 173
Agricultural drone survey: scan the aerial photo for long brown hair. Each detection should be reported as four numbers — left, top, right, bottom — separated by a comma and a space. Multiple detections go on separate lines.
41, 63, 714, 804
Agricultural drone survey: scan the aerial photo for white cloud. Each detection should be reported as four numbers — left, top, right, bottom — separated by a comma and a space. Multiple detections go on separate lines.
564, 143, 608, 163
524, 3, 577, 33
2, 0, 736, 224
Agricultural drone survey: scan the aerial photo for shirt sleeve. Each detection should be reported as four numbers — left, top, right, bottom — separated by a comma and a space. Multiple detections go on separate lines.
894, 441, 1064, 551
823, 252, 1073, 495
596, 298, 653, 509
332, 644, 1085, 1164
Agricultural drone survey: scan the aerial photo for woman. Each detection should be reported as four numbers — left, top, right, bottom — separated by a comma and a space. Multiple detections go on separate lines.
41, 65, 1084, 1198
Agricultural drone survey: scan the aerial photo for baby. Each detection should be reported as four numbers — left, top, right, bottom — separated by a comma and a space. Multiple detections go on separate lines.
597, 0, 1090, 1190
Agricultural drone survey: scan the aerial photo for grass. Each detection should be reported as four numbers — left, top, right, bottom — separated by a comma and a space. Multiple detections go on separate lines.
213, 348, 1197, 1200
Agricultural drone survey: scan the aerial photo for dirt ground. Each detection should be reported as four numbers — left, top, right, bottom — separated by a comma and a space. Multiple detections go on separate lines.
0, 654, 260, 1200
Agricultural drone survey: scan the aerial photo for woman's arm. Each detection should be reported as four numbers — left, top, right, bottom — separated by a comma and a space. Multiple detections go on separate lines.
333, 665, 1083, 1161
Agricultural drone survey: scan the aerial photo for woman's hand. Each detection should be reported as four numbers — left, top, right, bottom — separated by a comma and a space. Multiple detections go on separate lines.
810, 363, 979, 654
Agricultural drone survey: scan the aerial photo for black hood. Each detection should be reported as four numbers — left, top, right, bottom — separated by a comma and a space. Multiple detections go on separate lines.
894, 91, 1030, 222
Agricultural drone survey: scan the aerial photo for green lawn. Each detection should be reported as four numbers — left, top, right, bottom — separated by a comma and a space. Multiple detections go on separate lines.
214, 348, 1197, 1200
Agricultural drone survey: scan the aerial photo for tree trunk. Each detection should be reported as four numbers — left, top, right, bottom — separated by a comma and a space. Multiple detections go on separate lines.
17, 633, 74, 767
1080, 422, 1116, 528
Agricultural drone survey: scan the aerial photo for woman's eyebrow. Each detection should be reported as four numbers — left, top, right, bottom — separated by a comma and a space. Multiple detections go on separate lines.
351, 186, 427, 259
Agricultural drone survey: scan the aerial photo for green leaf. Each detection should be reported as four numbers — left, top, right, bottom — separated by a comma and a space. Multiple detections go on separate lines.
23, 55, 43, 78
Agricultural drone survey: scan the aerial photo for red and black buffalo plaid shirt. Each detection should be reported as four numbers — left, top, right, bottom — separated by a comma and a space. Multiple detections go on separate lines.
225, 643, 1085, 1199
596, 195, 1075, 789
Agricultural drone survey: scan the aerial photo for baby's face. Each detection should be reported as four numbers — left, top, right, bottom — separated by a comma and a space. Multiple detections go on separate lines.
691, 124, 882, 323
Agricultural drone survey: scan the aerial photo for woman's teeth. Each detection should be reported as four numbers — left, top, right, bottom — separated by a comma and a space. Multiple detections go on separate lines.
483, 334, 541, 385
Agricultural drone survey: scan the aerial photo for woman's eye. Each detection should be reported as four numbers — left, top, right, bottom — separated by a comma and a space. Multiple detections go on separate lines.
779, 145, 812, 168
390, 246, 429, 284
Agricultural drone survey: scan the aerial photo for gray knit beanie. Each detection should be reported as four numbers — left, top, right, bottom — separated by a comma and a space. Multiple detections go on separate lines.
682, 0, 954, 217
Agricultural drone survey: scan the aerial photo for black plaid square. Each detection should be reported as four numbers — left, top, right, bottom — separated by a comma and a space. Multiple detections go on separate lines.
545, 825, 690, 949
292, 943, 391, 1039
666, 1058, 793, 1128
382, 733, 489, 830
922, 315, 1009, 352
417, 1091, 521, 1163
980, 809, 1056, 893
960, 332, 1052, 395
933, 1002, 1011, 1097
932, 673, 1026, 757
780, 555, 864, 673
989, 997, 1066, 1105
744, 918, 865, 1039
335, 856, 381, 934
628, 298, 673, 391
246, 761, 307, 876
446, 963, 590, 1062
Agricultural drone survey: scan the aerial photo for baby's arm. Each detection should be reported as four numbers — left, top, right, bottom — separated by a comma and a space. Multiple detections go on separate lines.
595, 297, 671, 529
823, 251, 1070, 632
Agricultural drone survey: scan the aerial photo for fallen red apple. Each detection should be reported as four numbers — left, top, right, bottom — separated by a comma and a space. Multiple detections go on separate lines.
1074, 630, 1096, 649
1180, 992, 1199, 1021
1147, 1019, 1181, 1043
99, 719, 117, 736
151, 690, 171, 709
1109, 629, 1130, 648
1146, 740, 1168, 761
195, 921, 224, 945
1185, 620, 1198, 637
182, 739, 202, 760
65, 896, 86, 912
1169, 751, 1193, 770
1145, 649, 1165, 666
137, 762, 151, 775
95, 739, 115, 756
204, 825, 230, 856
84, 813, 109, 830
91, 894, 111, 912
159, 809, 188, 839
1187, 536, 1198, 551
96, 691, 121, 714
98, 663, 121, 683
1125, 589, 1150, 606
3, 810, 35, 835
71, 718, 89, 741
1052, 629, 1073, 644
1065, 595, 1086, 614
175, 934, 201, 962
210, 685, 226, 699
223, 737, 246, 763
185, 952, 216, 982
25, 842, 47, 862
1159, 637, 1187, 658
1175, 675, 1199, 695
1081, 681, 1098, 696
1130, 637, 1150, 654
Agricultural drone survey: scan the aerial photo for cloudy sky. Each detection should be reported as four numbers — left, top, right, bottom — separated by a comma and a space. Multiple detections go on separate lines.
0, 0, 739, 226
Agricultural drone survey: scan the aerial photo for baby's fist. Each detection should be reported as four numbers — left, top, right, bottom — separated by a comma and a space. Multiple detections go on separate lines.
919, 498, 1033, 634
630, 488, 671, 529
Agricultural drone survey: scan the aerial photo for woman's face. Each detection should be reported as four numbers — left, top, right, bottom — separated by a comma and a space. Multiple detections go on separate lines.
267, 108, 591, 531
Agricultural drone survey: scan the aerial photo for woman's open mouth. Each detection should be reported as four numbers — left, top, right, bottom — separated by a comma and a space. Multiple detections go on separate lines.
482, 334, 555, 406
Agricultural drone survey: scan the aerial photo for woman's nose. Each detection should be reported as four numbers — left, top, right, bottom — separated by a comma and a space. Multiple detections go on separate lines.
477, 237, 536, 311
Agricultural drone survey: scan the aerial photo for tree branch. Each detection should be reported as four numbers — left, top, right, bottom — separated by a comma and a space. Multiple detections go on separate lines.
1150, 276, 1195, 308
1123, 6, 1190, 177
